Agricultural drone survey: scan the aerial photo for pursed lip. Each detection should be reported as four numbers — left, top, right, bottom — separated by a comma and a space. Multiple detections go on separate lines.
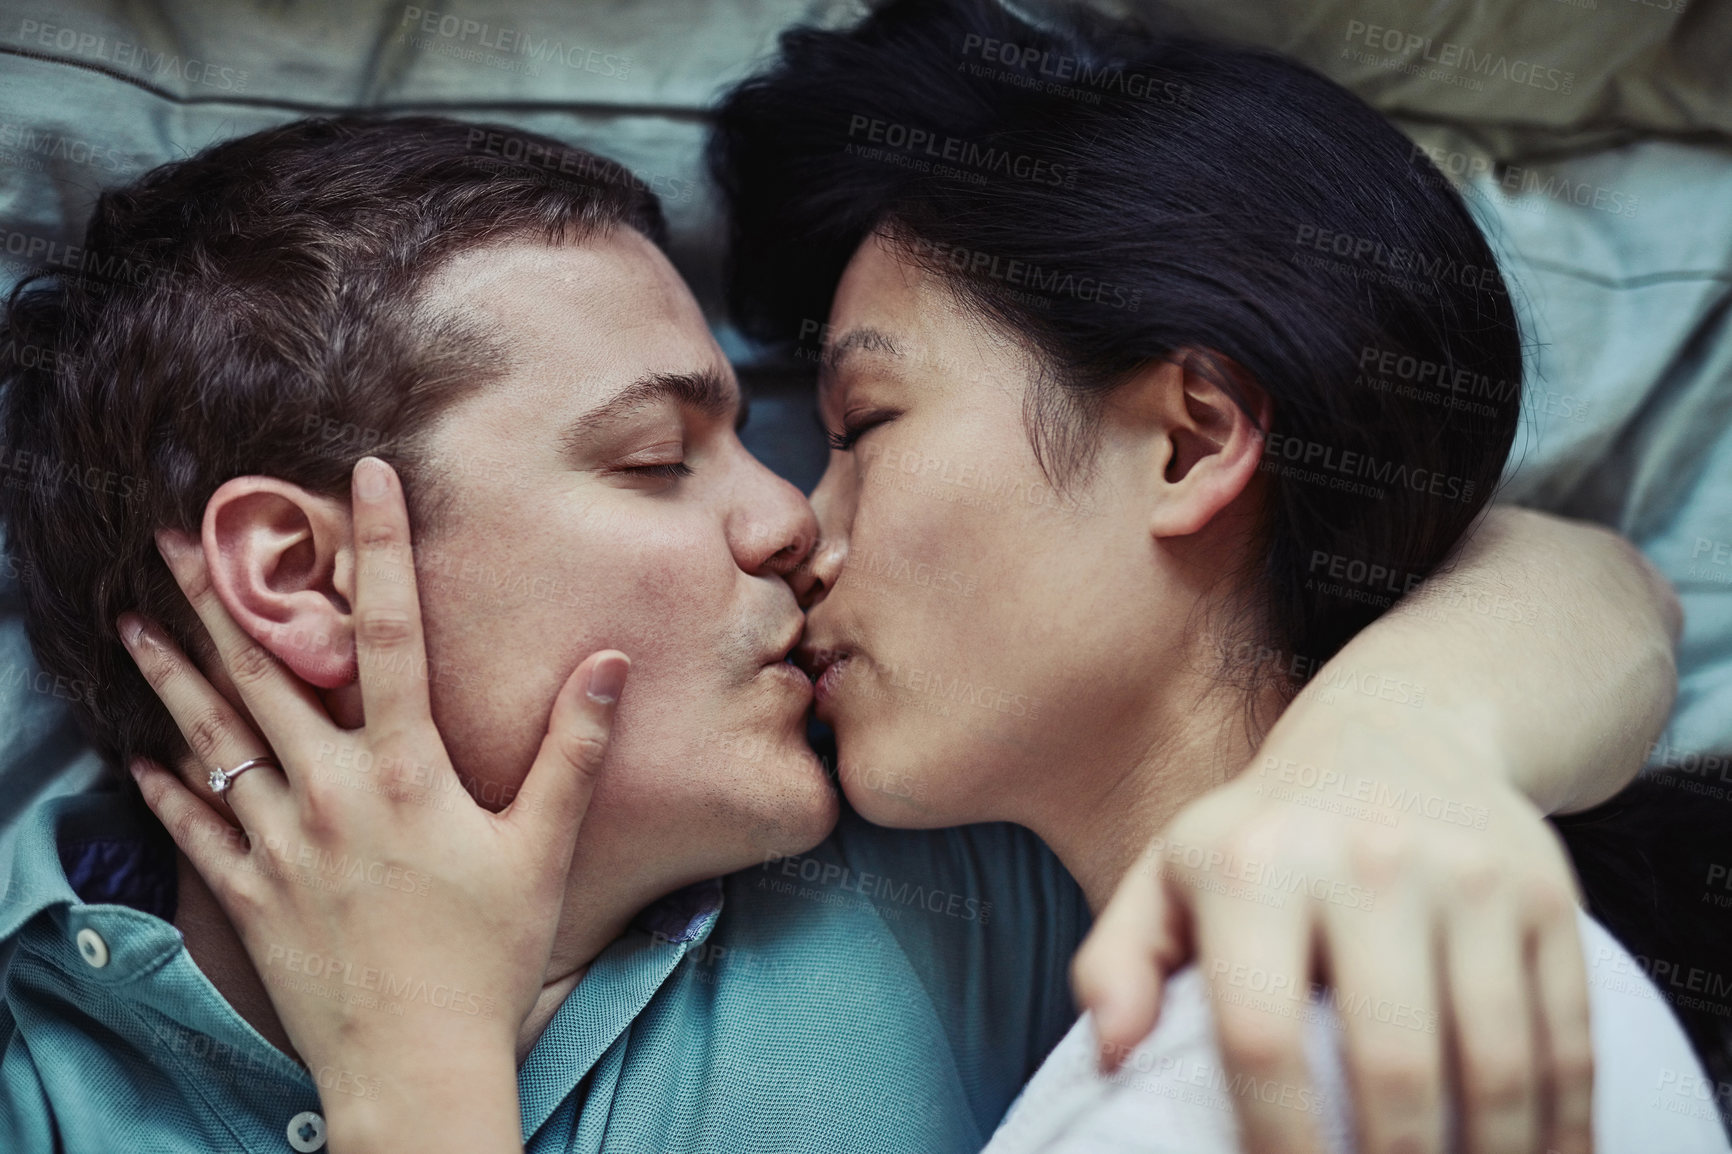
812, 657, 848, 707
794, 636, 853, 706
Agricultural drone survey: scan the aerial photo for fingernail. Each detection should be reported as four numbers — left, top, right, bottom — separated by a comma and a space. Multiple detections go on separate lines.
355, 457, 389, 501
585, 654, 630, 705
127, 758, 145, 781
117, 613, 145, 649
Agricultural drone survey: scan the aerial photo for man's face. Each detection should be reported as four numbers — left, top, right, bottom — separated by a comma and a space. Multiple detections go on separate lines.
408, 228, 836, 896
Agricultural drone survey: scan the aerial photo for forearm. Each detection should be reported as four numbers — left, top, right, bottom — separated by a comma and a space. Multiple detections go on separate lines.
1266, 505, 1680, 814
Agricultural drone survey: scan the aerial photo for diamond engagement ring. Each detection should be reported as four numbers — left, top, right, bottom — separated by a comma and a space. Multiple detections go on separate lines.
208, 756, 276, 794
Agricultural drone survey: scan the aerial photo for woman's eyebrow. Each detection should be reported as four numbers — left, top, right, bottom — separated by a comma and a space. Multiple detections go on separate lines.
820, 327, 902, 378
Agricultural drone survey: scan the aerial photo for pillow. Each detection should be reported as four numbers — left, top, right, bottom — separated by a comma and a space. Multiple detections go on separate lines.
1427, 128, 1732, 764
1130, 0, 1731, 153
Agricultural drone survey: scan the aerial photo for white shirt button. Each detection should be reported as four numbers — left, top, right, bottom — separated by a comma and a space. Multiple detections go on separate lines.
74, 927, 109, 969
286, 1110, 326, 1152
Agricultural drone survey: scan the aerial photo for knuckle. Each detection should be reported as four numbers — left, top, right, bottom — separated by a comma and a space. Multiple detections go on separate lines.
1169, 786, 1252, 843
1353, 1046, 1438, 1111
1521, 876, 1577, 924
1547, 1123, 1593, 1154
557, 728, 609, 773
1346, 824, 1416, 886
1443, 849, 1503, 902
1549, 1040, 1594, 1091
1215, 1011, 1300, 1078
373, 730, 424, 768
297, 771, 338, 815
185, 708, 231, 764
356, 520, 403, 552
222, 874, 268, 919
375, 750, 425, 796
1462, 1056, 1533, 1115
357, 607, 415, 647
227, 642, 277, 689
1218, 820, 1280, 865
298, 793, 344, 842
1161, 805, 1210, 846
1205, 815, 1303, 880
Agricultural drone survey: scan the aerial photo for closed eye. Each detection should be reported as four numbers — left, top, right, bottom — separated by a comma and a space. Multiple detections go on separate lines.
621, 462, 693, 481
825, 407, 900, 452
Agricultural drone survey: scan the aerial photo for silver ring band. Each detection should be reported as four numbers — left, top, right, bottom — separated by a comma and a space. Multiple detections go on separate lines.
208, 756, 276, 794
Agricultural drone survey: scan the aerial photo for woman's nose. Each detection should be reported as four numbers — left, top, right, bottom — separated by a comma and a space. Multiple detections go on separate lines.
790, 532, 846, 611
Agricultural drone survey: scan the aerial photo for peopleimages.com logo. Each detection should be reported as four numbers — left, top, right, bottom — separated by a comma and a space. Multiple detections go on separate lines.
1261, 432, 1478, 504
14, 19, 250, 91
845, 114, 1075, 188
1341, 20, 1574, 94
397, 6, 632, 78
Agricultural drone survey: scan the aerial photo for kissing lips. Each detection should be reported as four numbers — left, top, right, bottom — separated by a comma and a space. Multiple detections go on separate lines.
795, 633, 856, 712
813, 654, 849, 707
761, 657, 815, 702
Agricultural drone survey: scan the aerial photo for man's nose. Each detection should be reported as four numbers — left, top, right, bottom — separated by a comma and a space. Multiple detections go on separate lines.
732, 459, 820, 583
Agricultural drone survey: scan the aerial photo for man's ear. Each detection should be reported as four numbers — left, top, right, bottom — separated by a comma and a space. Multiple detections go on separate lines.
1115, 351, 1270, 539
201, 477, 357, 688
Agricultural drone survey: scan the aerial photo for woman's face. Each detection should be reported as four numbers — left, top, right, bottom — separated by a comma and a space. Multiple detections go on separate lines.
797, 232, 1209, 829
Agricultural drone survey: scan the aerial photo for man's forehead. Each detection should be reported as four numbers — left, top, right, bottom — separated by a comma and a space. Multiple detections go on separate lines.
421, 232, 726, 410
421, 230, 692, 329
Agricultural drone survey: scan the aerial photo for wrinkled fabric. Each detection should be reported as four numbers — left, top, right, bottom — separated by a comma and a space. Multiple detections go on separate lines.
0, 792, 1088, 1152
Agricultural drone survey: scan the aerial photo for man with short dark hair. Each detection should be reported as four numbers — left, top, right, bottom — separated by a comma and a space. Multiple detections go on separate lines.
0, 116, 1090, 1152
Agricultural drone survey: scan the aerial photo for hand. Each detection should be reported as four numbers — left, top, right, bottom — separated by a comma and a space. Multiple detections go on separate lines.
118, 457, 628, 1154
1072, 712, 1592, 1154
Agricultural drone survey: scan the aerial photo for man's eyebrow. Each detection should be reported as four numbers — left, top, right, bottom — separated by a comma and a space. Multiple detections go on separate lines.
819, 327, 903, 383
560, 368, 740, 449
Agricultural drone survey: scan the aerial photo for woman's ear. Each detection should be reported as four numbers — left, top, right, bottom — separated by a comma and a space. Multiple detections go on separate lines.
200, 477, 357, 688
1117, 352, 1271, 539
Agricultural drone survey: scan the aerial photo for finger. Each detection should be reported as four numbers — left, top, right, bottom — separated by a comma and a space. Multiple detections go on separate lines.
118, 612, 291, 827
1070, 844, 1190, 1071
507, 651, 628, 853
1442, 889, 1538, 1154
349, 457, 439, 744
1532, 906, 1594, 1154
1198, 891, 1326, 1154
1325, 883, 1446, 1154
153, 529, 332, 773
129, 757, 252, 881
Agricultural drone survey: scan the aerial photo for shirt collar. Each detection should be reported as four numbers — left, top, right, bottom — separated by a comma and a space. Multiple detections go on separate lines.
516, 877, 723, 1141
3, 789, 730, 1146
0, 788, 142, 942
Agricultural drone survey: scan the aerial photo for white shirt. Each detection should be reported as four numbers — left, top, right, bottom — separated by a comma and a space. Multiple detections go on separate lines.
987, 911, 1730, 1153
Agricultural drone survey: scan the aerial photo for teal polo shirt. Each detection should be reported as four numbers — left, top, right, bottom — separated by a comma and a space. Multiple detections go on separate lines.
0, 790, 1088, 1152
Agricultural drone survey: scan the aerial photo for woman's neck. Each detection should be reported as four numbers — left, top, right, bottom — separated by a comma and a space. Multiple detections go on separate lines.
1019, 677, 1268, 915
